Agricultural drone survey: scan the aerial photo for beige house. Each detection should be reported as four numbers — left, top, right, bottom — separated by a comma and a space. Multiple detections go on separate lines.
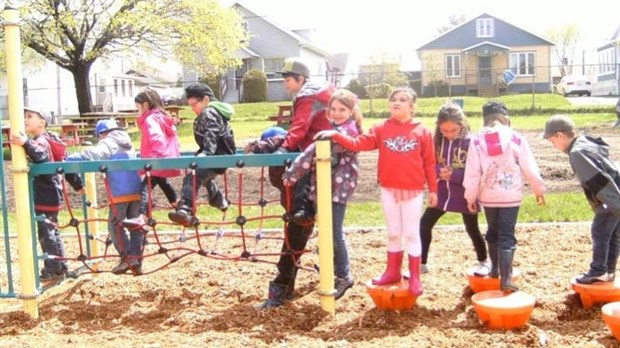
416, 14, 555, 97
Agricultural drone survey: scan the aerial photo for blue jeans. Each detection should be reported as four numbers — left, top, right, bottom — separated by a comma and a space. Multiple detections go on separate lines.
108, 201, 143, 264
178, 168, 225, 210
332, 202, 350, 278
589, 212, 620, 276
483, 207, 520, 250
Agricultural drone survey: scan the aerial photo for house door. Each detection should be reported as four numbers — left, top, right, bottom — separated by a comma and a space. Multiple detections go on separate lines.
478, 56, 492, 85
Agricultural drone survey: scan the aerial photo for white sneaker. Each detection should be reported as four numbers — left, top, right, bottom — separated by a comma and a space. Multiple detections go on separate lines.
473, 260, 491, 277
421, 264, 429, 274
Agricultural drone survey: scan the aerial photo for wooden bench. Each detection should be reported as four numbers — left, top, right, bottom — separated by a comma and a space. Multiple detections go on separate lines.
2, 125, 10, 149
267, 105, 293, 127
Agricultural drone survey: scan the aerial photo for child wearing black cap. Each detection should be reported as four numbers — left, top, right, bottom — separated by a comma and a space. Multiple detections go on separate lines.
168, 83, 236, 225
10, 106, 83, 280
544, 115, 620, 284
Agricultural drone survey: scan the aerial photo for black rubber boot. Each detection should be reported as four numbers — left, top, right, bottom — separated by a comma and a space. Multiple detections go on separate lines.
499, 248, 518, 293
285, 268, 299, 300
258, 281, 288, 309
487, 242, 499, 278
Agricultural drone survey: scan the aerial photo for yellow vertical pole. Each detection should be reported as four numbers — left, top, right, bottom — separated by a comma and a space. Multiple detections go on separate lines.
315, 140, 335, 314
3, 6, 39, 319
85, 173, 100, 269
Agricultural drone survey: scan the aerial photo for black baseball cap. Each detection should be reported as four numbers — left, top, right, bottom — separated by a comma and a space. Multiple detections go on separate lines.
185, 83, 216, 100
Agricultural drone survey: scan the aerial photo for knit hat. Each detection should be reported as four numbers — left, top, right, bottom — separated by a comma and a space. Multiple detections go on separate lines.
277, 58, 310, 77
185, 83, 216, 100
543, 115, 575, 139
24, 105, 51, 124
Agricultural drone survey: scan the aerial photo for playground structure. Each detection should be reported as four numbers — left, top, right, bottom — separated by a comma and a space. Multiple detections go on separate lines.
0, 6, 340, 319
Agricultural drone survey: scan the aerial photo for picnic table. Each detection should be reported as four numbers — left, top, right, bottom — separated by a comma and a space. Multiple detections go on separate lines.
267, 105, 293, 128
68, 112, 138, 128
49, 122, 89, 146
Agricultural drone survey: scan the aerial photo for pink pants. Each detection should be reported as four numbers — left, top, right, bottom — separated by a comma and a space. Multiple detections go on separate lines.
380, 187, 424, 256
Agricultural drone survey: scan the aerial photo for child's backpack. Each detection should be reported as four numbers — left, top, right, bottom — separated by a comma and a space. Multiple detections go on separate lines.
42, 132, 67, 162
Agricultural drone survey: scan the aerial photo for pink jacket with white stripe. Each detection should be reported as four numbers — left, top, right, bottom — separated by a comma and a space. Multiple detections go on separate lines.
463, 124, 545, 208
137, 108, 182, 178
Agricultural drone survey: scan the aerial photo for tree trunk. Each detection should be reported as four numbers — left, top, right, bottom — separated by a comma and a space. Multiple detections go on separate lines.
70, 62, 94, 114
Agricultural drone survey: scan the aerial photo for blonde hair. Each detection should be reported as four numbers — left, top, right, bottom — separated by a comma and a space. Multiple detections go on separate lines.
329, 89, 364, 132
388, 87, 418, 115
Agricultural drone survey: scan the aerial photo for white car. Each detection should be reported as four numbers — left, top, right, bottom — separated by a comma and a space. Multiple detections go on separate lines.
555, 75, 592, 97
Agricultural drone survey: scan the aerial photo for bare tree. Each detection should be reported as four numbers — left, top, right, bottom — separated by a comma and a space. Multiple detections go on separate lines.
436, 14, 466, 35
545, 24, 581, 77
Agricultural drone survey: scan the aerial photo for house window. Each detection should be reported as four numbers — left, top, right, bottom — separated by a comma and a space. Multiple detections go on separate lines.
264, 58, 285, 79
99, 78, 106, 93
128, 80, 133, 96
509, 52, 535, 76
114, 79, 118, 97
445, 54, 461, 77
598, 48, 616, 75
121, 80, 126, 97
476, 18, 494, 38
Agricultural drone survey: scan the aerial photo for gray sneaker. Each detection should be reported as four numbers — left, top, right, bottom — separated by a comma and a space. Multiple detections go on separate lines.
473, 260, 491, 277
421, 264, 429, 274
334, 276, 354, 300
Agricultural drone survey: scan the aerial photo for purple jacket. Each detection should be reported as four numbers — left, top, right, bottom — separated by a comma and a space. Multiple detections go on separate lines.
283, 119, 359, 204
435, 135, 476, 214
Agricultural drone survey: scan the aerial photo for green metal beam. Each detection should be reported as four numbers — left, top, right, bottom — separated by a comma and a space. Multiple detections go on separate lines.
29, 152, 300, 175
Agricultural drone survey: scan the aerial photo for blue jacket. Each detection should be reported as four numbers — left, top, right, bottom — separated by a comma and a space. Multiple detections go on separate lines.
66, 129, 141, 204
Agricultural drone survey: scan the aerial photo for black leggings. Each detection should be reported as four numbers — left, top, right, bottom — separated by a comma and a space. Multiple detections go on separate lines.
420, 207, 487, 264
139, 176, 178, 214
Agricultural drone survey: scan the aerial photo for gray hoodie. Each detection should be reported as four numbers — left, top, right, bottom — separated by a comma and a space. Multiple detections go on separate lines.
568, 135, 620, 215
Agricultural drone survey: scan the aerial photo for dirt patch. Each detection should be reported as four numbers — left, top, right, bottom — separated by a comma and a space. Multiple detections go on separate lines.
1, 223, 617, 347
1, 126, 620, 347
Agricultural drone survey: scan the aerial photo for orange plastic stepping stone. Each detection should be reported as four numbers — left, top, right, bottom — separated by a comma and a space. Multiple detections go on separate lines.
571, 277, 620, 308
365, 280, 417, 310
602, 301, 620, 341
471, 290, 536, 330
466, 267, 521, 293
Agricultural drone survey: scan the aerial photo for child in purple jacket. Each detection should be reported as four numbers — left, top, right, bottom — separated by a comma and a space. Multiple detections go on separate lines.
420, 103, 488, 276
283, 89, 362, 300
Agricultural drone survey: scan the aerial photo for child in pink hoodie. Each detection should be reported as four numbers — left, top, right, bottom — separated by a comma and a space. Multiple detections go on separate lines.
463, 100, 545, 293
123, 88, 181, 228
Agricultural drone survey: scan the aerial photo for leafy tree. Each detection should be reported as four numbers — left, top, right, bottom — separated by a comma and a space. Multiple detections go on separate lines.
421, 52, 441, 97
545, 24, 581, 77
2, 0, 247, 113
358, 53, 408, 89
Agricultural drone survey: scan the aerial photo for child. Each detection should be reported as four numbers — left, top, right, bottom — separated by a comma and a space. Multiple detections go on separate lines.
122, 88, 181, 229
463, 100, 545, 293
66, 120, 143, 274
420, 103, 488, 276
168, 83, 235, 226
256, 58, 334, 309
282, 89, 362, 300
317, 87, 438, 296
544, 115, 620, 284
10, 106, 83, 280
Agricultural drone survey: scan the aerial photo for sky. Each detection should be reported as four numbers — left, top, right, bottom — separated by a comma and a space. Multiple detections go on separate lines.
224, 0, 619, 72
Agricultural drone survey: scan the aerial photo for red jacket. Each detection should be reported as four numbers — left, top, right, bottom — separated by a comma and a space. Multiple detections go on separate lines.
332, 118, 437, 193
282, 82, 334, 151
137, 108, 182, 178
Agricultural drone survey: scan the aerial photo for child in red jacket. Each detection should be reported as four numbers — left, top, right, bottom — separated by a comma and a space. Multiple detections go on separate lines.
317, 87, 437, 296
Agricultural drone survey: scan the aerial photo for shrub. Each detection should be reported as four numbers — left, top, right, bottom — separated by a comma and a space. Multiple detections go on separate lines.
198, 73, 222, 100
364, 83, 393, 99
345, 78, 367, 99
242, 70, 267, 103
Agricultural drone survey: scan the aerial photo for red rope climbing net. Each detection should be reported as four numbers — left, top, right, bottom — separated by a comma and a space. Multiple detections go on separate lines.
45, 165, 313, 278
